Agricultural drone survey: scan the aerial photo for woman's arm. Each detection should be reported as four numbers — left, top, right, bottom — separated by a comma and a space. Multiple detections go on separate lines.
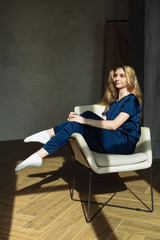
68, 112, 130, 130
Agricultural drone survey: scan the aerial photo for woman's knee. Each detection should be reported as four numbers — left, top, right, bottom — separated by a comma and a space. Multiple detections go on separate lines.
80, 111, 102, 120
80, 111, 92, 117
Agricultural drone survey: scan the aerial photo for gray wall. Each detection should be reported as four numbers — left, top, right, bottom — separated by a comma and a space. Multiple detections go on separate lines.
129, 0, 160, 159
129, 0, 145, 95
144, 0, 160, 159
0, 0, 128, 141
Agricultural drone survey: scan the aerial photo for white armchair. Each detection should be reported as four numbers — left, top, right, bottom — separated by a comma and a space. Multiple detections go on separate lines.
69, 104, 153, 223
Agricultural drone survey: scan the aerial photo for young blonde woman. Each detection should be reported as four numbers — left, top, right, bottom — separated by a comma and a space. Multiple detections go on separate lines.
15, 65, 142, 171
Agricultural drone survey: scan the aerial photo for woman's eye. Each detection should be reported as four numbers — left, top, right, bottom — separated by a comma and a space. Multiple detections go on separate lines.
114, 74, 125, 78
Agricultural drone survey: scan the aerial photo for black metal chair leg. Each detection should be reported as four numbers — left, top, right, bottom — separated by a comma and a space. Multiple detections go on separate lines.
71, 159, 154, 222
107, 167, 154, 212
115, 173, 119, 193
71, 161, 76, 200
86, 171, 92, 223
149, 167, 154, 212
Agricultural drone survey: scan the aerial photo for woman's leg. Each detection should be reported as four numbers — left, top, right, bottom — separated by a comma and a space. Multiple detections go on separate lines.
24, 111, 102, 144
42, 111, 104, 154
15, 147, 49, 171
15, 111, 104, 171
15, 122, 87, 171
24, 129, 54, 144
24, 120, 71, 144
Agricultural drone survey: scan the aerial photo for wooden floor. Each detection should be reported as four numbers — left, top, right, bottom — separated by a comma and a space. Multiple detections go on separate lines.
0, 140, 160, 240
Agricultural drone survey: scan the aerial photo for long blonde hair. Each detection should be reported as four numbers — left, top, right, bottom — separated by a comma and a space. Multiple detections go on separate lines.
101, 65, 142, 109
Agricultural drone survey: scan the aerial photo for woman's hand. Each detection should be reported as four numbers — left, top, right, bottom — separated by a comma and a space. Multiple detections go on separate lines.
67, 112, 85, 124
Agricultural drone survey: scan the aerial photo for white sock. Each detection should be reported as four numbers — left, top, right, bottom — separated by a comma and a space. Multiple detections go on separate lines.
15, 153, 42, 171
24, 130, 51, 144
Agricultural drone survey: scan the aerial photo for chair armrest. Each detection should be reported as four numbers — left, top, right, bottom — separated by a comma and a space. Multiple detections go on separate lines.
70, 133, 99, 172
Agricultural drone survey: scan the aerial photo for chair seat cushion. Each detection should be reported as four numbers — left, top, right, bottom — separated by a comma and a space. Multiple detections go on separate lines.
91, 151, 147, 167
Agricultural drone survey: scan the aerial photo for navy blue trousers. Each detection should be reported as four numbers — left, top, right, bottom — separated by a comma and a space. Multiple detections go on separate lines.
43, 111, 136, 155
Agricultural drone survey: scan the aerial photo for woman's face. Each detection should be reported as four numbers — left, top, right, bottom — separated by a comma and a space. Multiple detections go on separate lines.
113, 68, 128, 90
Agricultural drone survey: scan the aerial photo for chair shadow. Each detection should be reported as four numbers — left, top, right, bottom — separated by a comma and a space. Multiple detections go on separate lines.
15, 149, 125, 240
16, 159, 126, 196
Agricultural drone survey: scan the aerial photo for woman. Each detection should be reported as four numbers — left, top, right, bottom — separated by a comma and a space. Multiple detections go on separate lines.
15, 65, 142, 171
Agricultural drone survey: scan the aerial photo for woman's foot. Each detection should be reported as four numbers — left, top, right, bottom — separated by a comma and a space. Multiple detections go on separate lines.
15, 153, 42, 171
24, 130, 51, 144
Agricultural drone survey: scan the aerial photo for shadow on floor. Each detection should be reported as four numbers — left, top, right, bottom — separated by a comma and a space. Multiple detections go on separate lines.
1, 140, 159, 239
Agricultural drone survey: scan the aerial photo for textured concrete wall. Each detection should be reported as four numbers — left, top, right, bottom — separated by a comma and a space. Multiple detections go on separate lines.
129, 0, 160, 159
0, 0, 128, 141
144, 0, 160, 159
129, 0, 145, 94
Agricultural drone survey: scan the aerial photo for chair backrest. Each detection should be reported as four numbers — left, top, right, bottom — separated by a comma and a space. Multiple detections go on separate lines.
74, 104, 105, 117
135, 127, 152, 165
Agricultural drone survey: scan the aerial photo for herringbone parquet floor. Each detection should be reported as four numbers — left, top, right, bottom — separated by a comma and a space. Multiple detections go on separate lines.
0, 140, 160, 240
